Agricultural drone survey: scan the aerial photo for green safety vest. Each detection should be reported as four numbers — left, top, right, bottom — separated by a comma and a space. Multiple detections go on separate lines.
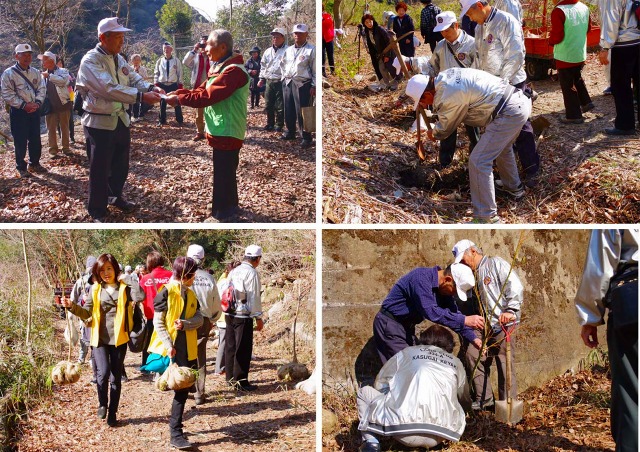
553, 3, 590, 63
204, 63, 249, 140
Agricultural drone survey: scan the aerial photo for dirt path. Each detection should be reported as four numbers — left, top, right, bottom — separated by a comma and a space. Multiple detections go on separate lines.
17, 322, 316, 451
0, 101, 315, 223
322, 26, 639, 224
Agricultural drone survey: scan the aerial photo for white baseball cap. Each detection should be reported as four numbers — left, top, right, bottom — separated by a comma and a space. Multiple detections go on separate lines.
406, 74, 430, 111
125, 265, 132, 273
97, 17, 132, 36
15, 43, 33, 54
452, 239, 476, 263
459, 0, 479, 20
245, 244, 262, 257
292, 24, 309, 33
433, 11, 457, 32
451, 263, 475, 301
37, 51, 56, 61
187, 244, 205, 260
271, 27, 286, 36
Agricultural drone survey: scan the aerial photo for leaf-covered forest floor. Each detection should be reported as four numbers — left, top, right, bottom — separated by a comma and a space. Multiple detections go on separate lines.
0, 101, 316, 223
322, 26, 639, 224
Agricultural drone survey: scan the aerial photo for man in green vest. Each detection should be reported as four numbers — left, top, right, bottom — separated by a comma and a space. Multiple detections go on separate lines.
549, 0, 594, 124
166, 29, 249, 222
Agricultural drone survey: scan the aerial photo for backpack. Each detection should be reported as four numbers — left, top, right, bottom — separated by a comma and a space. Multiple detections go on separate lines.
220, 279, 238, 314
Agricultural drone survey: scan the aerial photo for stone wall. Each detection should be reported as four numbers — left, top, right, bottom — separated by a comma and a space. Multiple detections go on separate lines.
322, 229, 595, 393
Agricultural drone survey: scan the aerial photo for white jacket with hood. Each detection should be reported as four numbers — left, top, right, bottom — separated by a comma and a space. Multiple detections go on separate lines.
358, 344, 468, 441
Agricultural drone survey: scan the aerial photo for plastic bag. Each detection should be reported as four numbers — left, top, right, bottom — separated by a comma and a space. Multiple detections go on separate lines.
156, 363, 197, 391
140, 353, 170, 374
63, 311, 79, 346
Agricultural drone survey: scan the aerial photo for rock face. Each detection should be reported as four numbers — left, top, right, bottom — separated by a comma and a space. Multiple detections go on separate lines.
322, 229, 596, 392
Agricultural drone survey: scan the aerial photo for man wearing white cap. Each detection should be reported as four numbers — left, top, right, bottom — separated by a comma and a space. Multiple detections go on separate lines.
1, 43, 47, 178
405, 68, 530, 223
76, 17, 164, 221
373, 262, 484, 364
280, 23, 316, 148
395, 11, 479, 168
461, 0, 540, 188
186, 244, 221, 405
38, 51, 73, 158
225, 244, 264, 391
258, 28, 288, 132
154, 41, 183, 126
451, 239, 524, 410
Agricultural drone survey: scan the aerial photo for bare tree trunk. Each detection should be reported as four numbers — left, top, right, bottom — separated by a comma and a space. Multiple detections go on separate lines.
22, 231, 33, 350
333, 0, 343, 30
229, 0, 232, 24
125, 0, 131, 27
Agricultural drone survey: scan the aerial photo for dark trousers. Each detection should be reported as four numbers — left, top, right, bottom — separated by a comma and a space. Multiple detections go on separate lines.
224, 315, 254, 384
372, 311, 414, 364
195, 317, 211, 398
84, 119, 131, 218
283, 80, 313, 140
212, 148, 240, 218
610, 45, 640, 131
130, 101, 152, 119
322, 39, 335, 75
93, 343, 127, 417
439, 124, 480, 168
558, 64, 592, 119
607, 313, 638, 452
250, 89, 261, 108
369, 51, 384, 80
158, 82, 183, 124
265, 80, 284, 128
513, 81, 540, 178
9, 107, 41, 170
425, 31, 443, 53
398, 38, 415, 58
141, 319, 154, 367
169, 332, 197, 440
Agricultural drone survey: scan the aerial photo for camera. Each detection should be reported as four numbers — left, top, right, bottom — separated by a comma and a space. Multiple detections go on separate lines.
198, 42, 206, 49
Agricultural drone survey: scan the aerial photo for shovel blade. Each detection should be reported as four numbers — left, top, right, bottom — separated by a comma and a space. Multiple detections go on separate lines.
495, 399, 524, 425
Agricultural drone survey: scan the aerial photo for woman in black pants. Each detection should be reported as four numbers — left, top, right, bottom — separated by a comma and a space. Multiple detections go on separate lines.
62, 253, 144, 426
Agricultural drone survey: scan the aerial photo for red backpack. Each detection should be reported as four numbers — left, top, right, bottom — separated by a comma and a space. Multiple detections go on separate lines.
220, 279, 237, 314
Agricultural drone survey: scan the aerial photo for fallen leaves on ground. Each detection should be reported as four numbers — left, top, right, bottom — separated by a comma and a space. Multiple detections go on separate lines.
0, 103, 315, 223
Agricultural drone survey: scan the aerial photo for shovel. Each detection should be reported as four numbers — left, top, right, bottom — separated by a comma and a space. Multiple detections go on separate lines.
495, 323, 523, 424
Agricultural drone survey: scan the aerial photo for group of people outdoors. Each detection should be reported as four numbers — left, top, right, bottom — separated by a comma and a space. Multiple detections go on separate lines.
60, 243, 264, 450
1, 16, 316, 223
354, 0, 638, 223
357, 230, 638, 452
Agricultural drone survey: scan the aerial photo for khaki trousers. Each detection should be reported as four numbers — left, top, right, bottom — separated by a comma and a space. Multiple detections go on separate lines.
46, 109, 71, 153
195, 107, 205, 134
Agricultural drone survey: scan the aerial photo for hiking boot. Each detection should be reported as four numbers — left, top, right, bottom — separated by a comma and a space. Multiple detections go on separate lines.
194, 395, 206, 406
359, 441, 381, 452
280, 133, 297, 140
301, 139, 314, 148
603, 87, 612, 95
106, 413, 117, 427
605, 128, 635, 136
263, 125, 274, 131
97, 406, 107, 419
109, 197, 138, 213
581, 102, 595, 113
471, 398, 495, 410
27, 163, 47, 174
170, 436, 193, 450
49, 148, 59, 156
274, 126, 283, 132
495, 181, 525, 200
62, 148, 73, 156
467, 216, 501, 224
237, 381, 258, 392
192, 133, 205, 141
16, 169, 31, 179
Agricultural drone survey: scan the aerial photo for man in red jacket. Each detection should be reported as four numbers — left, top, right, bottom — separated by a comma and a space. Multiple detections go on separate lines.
139, 251, 173, 370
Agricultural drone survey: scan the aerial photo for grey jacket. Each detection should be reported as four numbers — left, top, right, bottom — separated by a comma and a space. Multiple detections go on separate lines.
431, 67, 510, 139
417, 30, 476, 77
575, 229, 639, 326
474, 255, 524, 330
228, 261, 262, 319
191, 268, 221, 321
494, 0, 523, 24
46, 67, 71, 104
474, 7, 526, 85
1, 63, 46, 109
259, 44, 288, 81
599, 0, 640, 49
76, 44, 152, 130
